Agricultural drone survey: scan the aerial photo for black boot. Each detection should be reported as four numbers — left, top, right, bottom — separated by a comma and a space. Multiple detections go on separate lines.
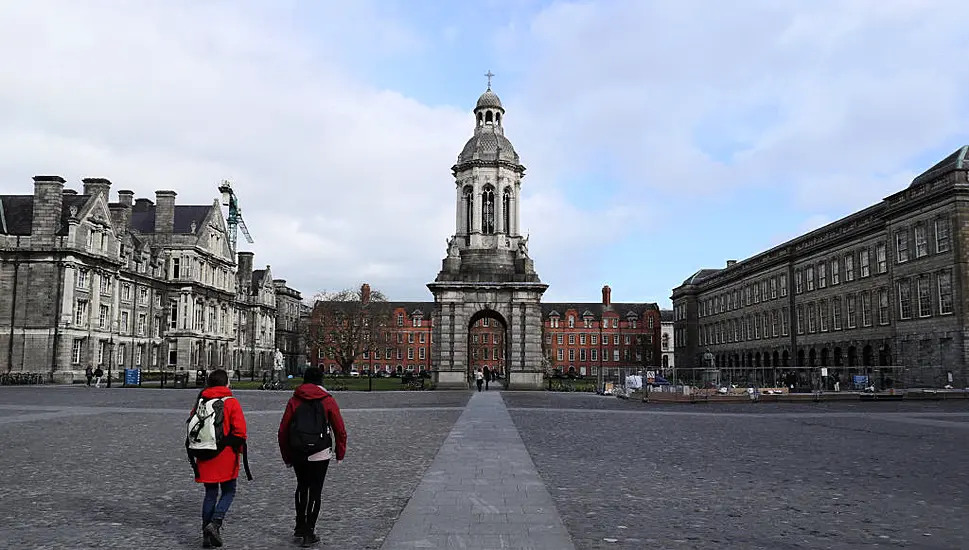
203, 518, 223, 548
293, 516, 306, 539
202, 531, 212, 548
301, 531, 321, 548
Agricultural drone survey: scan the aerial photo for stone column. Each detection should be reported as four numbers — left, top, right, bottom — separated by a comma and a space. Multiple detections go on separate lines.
495, 182, 505, 234
455, 184, 464, 235
513, 183, 521, 236
472, 187, 482, 234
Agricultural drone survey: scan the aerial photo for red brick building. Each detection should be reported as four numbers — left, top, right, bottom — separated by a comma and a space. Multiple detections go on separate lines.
542, 286, 662, 377
307, 285, 660, 378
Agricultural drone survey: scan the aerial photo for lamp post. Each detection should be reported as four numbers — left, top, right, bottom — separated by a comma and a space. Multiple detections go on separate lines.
107, 336, 114, 388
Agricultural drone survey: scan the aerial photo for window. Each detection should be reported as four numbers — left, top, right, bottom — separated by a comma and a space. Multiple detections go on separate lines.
938, 270, 953, 314
172, 257, 180, 279
806, 266, 815, 291
568, 316, 575, 328
895, 230, 909, 263
781, 308, 789, 336
770, 278, 777, 299
796, 305, 804, 334
396, 349, 402, 360
612, 334, 618, 345
136, 344, 144, 366
935, 218, 951, 253
846, 295, 857, 328
878, 289, 890, 325
591, 334, 598, 345
833, 297, 842, 330
860, 248, 870, 277
819, 300, 829, 331
915, 223, 928, 258
153, 316, 161, 337
397, 314, 403, 326
118, 343, 126, 365
579, 334, 586, 345
98, 341, 106, 364
120, 311, 129, 332
77, 270, 88, 289
591, 349, 598, 361
557, 334, 563, 345
612, 319, 618, 328
568, 349, 575, 362
579, 348, 586, 361
99, 305, 109, 329
407, 348, 414, 360
795, 270, 803, 294
74, 300, 88, 326
861, 292, 872, 327
139, 287, 148, 304
876, 243, 887, 274
844, 254, 855, 281
472, 334, 479, 345
917, 276, 932, 317
557, 349, 563, 361
419, 333, 425, 344
72, 339, 83, 364
897, 280, 912, 319
169, 300, 178, 329
818, 263, 827, 288
780, 275, 788, 297
831, 259, 840, 285
568, 334, 575, 345
612, 349, 619, 361
624, 335, 630, 345
413, 317, 422, 327
120, 283, 131, 301
408, 332, 415, 344
100, 275, 112, 295
770, 310, 778, 337
807, 303, 817, 333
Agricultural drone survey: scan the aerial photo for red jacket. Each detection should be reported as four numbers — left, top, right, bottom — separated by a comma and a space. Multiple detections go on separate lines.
189, 386, 247, 483
278, 384, 347, 465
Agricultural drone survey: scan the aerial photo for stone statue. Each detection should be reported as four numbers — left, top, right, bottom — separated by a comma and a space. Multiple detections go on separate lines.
273, 349, 284, 370
518, 234, 529, 257
447, 236, 460, 257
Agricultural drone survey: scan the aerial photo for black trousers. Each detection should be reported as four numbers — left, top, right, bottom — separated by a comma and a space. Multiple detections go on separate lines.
293, 460, 330, 530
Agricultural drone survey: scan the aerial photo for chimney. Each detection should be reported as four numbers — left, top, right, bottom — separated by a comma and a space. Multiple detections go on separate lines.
236, 251, 254, 292
81, 177, 112, 200
602, 284, 612, 307
133, 198, 154, 211
154, 190, 177, 233
62, 189, 77, 196
361, 283, 372, 304
726, 259, 737, 267
31, 175, 66, 247
117, 190, 134, 207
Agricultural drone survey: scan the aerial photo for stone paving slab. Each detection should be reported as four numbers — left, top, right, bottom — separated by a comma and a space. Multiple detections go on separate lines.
380, 392, 575, 550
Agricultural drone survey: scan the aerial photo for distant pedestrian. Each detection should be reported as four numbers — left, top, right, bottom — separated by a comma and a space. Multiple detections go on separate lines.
833, 372, 841, 392
85, 365, 94, 387
483, 366, 491, 390
93, 367, 104, 388
185, 369, 252, 548
475, 369, 484, 392
278, 367, 347, 547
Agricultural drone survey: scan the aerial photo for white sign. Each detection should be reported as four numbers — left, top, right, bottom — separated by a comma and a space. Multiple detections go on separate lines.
821, 368, 829, 377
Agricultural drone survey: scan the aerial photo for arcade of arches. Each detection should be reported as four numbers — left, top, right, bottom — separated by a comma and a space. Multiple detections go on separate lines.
711, 341, 893, 388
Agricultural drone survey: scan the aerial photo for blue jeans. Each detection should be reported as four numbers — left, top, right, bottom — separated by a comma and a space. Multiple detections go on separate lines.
202, 480, 237, 526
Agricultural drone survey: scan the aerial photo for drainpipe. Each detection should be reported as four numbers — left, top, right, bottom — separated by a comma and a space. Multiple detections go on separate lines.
7, 258, 19, 371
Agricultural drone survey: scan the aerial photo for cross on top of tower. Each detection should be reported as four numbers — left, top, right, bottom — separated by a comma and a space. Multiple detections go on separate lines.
485, 70, 495, 90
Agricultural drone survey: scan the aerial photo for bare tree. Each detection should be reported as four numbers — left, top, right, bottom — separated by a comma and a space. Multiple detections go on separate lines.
306, 284, 395, 374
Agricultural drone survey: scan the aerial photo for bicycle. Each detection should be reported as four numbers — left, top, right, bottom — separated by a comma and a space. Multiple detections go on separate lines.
260, 377, 282, 391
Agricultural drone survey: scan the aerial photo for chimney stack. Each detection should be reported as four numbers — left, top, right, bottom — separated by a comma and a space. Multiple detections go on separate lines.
602, 284, 612, 307
154, 190, 177, 234
726, 259, 737, 267
361, 283, 372, 304
31, 175, 66, 247
236, 251, 254, 293
117, 190, 134, 207
133, 198, 154, 211
115, 190, 135, 233
81, 177, 112, 200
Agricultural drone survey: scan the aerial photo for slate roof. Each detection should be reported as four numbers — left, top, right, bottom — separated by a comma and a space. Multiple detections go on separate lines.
660, 309, 673, 322
541, 302, 659, 319
252, 269, 267, 289
475, 89, 503, 110
910, 145, 969, 187
390, 302, 433, 318
130, 204, 212, 234
0, 194, 91, 236
681, 269, 721, 286
457, 128, 520, 165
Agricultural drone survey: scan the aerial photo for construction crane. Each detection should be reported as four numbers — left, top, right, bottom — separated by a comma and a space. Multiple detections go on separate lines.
218, 180, 254, 252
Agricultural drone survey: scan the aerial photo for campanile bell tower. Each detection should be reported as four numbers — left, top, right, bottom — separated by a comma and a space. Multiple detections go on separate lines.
427, 73, 548, 390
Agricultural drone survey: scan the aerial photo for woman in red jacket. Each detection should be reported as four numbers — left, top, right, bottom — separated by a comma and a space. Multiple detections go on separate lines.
278, 366, 347, 547
188, 369, 248, 548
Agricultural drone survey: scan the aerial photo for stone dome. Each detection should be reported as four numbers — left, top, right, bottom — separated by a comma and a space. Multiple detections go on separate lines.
475, 89, 503, 111
457, 129, 520, 164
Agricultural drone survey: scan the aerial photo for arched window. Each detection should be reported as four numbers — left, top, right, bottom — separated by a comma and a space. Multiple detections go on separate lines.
482, 187, 495, 234
485, 111, 494, 124
502, 188, 511, 234
464, 188, 474, 234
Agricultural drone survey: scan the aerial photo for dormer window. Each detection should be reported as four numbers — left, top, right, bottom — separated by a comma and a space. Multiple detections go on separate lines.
568, 315, 575, 328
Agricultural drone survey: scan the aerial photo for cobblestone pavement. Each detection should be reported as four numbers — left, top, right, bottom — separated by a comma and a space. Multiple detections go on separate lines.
504, 392, 969, 550
0, 387, 469, 549
2, 387, 966, 549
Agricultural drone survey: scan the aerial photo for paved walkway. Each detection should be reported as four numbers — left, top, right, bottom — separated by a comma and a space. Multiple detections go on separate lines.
380, 391, 575, 550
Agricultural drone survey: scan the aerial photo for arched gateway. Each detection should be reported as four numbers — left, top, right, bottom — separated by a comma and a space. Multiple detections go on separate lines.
427, 82, 548, 390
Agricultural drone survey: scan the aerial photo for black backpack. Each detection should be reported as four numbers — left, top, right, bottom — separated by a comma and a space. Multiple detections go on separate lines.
288, 396, 331, 459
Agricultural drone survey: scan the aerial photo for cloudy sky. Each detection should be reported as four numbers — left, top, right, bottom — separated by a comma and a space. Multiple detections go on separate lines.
2, 0, 968, 307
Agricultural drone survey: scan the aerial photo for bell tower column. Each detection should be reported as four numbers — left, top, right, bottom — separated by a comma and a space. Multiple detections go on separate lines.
455, 184, 465, 236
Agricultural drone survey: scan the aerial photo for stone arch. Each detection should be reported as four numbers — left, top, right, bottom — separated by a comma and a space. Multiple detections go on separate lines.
847, 346, 857, 367
773, 351, 780, 367
467, 308, 509, 388
820, 348, 830, 367
809, 348, 817, 367
782, 350, 790, 367
485, 110, 494, 124
878, 344, 892, 366
797, 349, 805, 367
833, 346, 843, 366
662, 355, 669, 369
863, 345, 874, 367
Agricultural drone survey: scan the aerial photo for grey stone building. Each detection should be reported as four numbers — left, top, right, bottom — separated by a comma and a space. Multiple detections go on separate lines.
0, 175, 279, 382
428, 84, 548, 390
672, 146, 969, 390
273, 279, 304, 375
